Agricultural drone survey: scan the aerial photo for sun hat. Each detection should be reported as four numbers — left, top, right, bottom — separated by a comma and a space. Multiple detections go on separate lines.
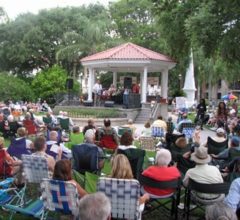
216, 128, 225, 134
191, 146, 211, 164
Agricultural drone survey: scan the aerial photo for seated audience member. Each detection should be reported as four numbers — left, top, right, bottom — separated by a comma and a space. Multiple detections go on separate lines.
170, 137, 190, 162
152, 115, 167, 132
65, 126, 84, 149
141, 121, 152, 137
32, 136, 58, 173
81, 129, 105, 169
204, 128, 227, 146
7, 128, 32, 159
123, 119, 137, 136
5, 114, 22, 138
183, 146, 223, 200
22, 112, 37, 135
46, 130, 72, 160
212, 136, 240, 160
110, 154, 149, 205
118, 131, 136, 150
58, 111, 74, 129
142, 149, 180, 197
177, 113, 192, 131
98, 119, 119, 150
0, 137, 21, 176
82, 118, 97, 135
45, 112, 58, 128
53, 159, 87, 197
166, 117, 175, 134
16, 127, 33, 149
79, 192, 111, 220
206, 201, 237, 220
224, 177, 240, 217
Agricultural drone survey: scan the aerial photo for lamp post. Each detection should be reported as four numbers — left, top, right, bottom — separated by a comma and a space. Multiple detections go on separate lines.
178, 74, 182, 90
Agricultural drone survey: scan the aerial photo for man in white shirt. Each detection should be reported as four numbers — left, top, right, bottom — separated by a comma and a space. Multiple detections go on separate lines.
93, 80, 102, 106
183, 146, 223, 200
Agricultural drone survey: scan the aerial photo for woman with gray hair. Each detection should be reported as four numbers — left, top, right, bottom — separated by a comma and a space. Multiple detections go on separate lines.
142, 148, 180, 197
79, 192, 111, 220
206, 202, 237, 220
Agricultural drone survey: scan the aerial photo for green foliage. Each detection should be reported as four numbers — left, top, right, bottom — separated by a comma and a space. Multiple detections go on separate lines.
31, 65, 79, 101
109, 0, 164, 50
0, 4, 114, 77
0, 72, 35, 101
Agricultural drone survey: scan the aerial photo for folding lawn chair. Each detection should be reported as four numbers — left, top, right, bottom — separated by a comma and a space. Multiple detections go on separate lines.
41, 178, 80, 219
97, 177, 143, 220
139, 174, 181, 220
184, 179, 230, 220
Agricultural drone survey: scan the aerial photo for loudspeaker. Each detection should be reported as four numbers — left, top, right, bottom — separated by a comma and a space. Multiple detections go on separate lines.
124, 77, 132, 89
66, 78, 73, 90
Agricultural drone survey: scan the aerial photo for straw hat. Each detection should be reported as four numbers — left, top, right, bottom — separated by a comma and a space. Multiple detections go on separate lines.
191, 146, 211, 164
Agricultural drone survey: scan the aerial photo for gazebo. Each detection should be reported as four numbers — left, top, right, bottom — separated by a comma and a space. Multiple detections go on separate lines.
80, 42, 176, 110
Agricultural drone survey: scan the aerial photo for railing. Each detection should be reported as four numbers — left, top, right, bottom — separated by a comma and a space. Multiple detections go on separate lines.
150, 101, 159, 120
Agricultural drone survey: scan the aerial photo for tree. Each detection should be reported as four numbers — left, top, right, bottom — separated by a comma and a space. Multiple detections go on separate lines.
0, 72, 35, 101
109, 0, 165, 50
0, 4, 114, 77
31, 65, 79, 102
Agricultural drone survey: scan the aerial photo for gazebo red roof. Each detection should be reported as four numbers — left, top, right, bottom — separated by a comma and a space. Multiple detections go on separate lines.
81, 42, 175, 63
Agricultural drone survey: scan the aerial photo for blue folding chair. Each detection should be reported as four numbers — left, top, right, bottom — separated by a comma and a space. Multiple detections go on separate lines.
151, 127, 165, 138
41, 178, 80, 219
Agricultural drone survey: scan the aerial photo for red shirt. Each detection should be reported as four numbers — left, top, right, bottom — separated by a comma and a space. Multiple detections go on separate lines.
142, 166, 180, 196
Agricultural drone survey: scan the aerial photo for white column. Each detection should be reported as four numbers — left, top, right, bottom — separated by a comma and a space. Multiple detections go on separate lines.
88, 67, 93, 101
142, 66, 148, 103
161, 69, 168, 99
92, 69, 96, 89
140, 72, 144, 102
113, 72, 117, 87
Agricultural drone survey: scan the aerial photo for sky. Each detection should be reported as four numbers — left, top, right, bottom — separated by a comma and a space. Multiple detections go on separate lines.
1, 0, 115, 19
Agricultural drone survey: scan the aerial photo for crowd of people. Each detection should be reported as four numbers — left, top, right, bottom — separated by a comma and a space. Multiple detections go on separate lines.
0, 98, 240, 219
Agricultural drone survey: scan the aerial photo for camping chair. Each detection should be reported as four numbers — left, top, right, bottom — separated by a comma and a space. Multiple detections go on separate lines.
22, 154, 49, 184
0, 178, 33, 220
59, 118, 70, 132
42, 116, 52, 127
139, 174, 181, 220
72, 144, 100, 174
117, 148, 145, 180
97, 177, 143, 220
179, 123, 195, 140
184, 179, 230, 220
165, 133, 185, 150
8, 121, 20, 139
2, 198, 45, 220
139, 136, 156, 151
0, 178, 25, 207
7, 138, 31, 160
169, 143, 191, 162
206, 137, 228, 155
151, 127, 165, 138
41, 178, 80, 219
118, 127, 132, 137
228, 148, 240, 163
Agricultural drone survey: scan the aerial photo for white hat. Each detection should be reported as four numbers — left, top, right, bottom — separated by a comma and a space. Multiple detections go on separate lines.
191, 146, 211, 164
216, 128, 225, 134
